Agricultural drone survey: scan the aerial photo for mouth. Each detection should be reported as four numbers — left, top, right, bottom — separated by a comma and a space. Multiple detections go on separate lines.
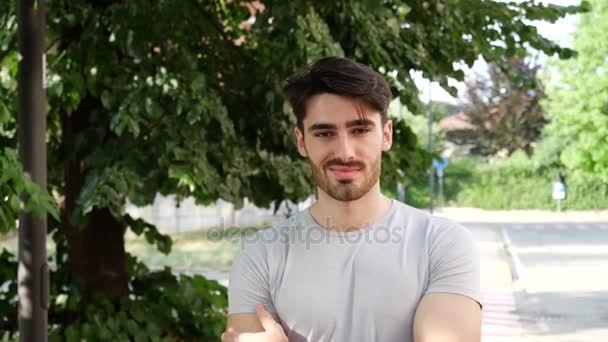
328, 166, 362, 180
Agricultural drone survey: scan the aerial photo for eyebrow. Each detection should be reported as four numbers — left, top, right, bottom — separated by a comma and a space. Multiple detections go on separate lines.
307, 119, 376, 133
346, 119, 375, 128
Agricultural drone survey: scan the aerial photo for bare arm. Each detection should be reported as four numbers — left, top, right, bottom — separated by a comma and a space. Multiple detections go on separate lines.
413, 293, 481, 342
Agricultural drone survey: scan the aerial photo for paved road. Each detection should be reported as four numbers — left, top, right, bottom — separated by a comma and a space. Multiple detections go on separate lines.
476, 222, 608, 342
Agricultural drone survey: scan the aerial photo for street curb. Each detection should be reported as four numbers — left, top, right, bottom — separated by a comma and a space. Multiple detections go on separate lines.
500, 226, 527, 292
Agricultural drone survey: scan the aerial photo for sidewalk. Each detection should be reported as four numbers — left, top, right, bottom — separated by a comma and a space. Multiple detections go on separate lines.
432, 207, 608, 223
467, 225, 524, 342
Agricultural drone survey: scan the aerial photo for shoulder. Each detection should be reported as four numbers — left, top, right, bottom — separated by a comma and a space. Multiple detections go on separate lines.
390, 200, 474, 247
424, 215, 478, 263
236, 210, 305, 255
389, 200, 433, 228
391, 201, 465, 232
428, 215, 473, 240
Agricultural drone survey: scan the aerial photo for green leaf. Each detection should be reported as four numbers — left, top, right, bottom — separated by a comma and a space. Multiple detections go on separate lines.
0, 207, 9, 233
0, 102, 9, 123
126, 319, 139, 336
65, 325, 81, 342
101, 90, 113, 109
156, 234, 172, 255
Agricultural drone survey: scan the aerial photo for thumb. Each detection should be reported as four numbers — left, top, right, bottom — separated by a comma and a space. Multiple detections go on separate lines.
256, 304, 279, 331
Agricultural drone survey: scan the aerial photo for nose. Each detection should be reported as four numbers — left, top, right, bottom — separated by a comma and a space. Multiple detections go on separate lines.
335, 133, 356, 162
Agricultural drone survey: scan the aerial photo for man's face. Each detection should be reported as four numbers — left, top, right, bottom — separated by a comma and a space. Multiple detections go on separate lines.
294, 93, 393, 202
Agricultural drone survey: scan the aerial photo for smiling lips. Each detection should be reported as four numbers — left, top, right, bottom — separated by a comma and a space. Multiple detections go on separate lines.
328, 165, 362, 180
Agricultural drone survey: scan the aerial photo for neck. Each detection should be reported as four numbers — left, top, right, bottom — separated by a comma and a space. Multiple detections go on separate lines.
309, 181, 392, 232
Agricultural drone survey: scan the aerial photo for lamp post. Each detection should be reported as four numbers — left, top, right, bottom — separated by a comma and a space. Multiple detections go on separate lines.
17, 0, 49, 340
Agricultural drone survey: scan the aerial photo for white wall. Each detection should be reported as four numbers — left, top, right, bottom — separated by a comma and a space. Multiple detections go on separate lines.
125, 194, 316, 233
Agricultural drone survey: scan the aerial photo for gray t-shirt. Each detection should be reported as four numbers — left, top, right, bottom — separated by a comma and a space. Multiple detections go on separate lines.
228, 199, 480, 342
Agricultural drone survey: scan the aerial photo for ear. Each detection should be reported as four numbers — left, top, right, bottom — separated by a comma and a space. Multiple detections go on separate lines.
294, 126, 309, 157
382, 119, 393, 151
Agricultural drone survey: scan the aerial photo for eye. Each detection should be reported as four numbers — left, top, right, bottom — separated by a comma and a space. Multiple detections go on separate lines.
315, 131, 335, 138
352, 128, 370, 135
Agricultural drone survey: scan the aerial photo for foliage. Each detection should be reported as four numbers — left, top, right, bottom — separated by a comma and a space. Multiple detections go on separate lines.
1, 0, 590, 227
460, 58, 546, 156
386, 156, 475, 208
0, 248, 18, 336
0, 248, 228, 341
0, 8, 58, 233
0, 148, 59, 234
1, 213, 231, 341
429, 100, 465, 121
388, 100, 447, 153
540, 0, 608, 181
0, 0, 589, 338
399, 153, 608, 210
455, 152, 608, 209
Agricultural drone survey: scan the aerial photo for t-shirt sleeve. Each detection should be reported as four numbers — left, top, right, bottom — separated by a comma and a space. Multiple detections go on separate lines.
228, 232, 277, 315
424, 220, 481, 307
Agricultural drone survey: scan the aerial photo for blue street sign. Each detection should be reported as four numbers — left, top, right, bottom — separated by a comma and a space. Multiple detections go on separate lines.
432, 155, 448, 171
552, 181, 566, 200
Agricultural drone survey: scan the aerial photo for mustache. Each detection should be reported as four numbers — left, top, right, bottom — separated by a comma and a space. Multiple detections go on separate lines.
324, 159, 365, 169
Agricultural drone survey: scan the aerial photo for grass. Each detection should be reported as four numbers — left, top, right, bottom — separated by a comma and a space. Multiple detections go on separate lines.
125, 225, 265, 272
125, 230, 243, 272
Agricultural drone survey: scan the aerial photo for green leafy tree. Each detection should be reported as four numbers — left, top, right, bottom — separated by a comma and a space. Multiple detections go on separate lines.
0, 0, 588, 339
540, 0, 608, 181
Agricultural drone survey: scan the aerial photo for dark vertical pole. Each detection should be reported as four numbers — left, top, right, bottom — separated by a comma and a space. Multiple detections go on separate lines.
396, 102, 406, 203
438, 171, 444, 208
427, 80, 434, 214
17, 0, 48, 341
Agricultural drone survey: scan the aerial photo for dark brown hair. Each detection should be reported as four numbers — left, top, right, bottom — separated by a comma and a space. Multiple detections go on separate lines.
283, 57, 393, 132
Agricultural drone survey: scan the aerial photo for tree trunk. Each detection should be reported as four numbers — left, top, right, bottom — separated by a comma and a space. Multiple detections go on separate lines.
61, 97, 129, 303
64, 207, 129, 302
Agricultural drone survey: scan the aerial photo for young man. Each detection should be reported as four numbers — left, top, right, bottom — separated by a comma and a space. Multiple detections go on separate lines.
222, 57, 481, 342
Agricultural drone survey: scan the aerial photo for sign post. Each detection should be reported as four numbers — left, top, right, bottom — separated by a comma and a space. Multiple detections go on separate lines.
552, 179, 566, 212
432, 156, 449, 209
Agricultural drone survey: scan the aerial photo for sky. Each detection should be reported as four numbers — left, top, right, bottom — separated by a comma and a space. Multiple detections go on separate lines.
414, 0, 582, 105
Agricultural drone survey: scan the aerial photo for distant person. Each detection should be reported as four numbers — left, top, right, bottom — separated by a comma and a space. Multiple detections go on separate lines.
222, 57, 481, 342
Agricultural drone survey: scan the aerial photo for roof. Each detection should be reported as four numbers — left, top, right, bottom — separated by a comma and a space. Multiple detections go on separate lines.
439, 111, 476, 131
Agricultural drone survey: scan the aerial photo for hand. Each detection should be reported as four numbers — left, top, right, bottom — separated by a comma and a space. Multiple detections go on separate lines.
221, 304, 288, 342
